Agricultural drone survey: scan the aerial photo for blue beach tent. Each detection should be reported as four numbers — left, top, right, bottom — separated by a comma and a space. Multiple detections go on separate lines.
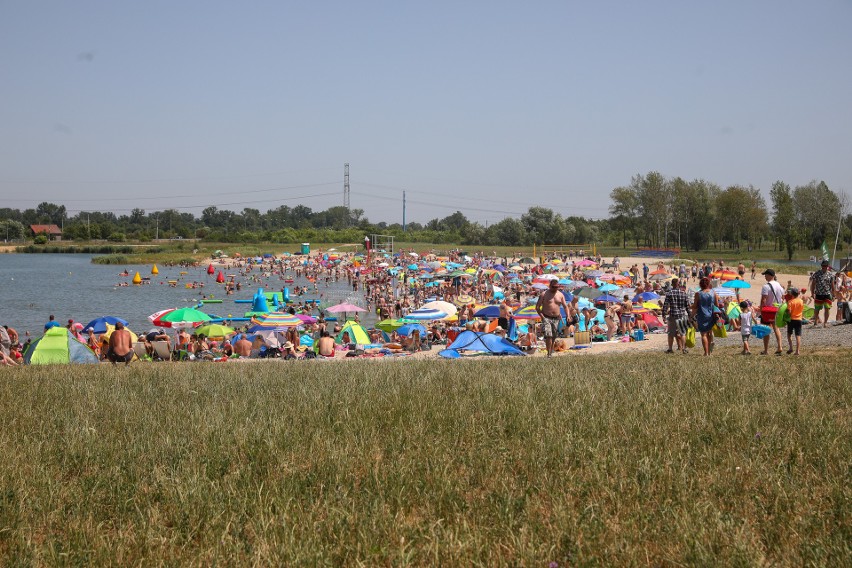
438, 331, 526, 358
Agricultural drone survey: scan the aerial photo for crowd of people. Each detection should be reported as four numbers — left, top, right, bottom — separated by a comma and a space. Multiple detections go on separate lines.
4, 249, 851, 365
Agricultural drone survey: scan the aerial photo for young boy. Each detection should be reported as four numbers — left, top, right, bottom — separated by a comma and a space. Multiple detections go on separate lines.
786, 288, 804, 355
738, 301, 753, 355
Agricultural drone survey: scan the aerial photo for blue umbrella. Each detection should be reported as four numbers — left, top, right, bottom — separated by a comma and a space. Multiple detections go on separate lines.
633, 291, 660, 302
397, 323, 427, 336
407, 264, 418, 270
598, 283, 620, 293
594, 294, 621, 303
721, 279, 751, 289
473, 305, 501, 318
83, 316, 129, 334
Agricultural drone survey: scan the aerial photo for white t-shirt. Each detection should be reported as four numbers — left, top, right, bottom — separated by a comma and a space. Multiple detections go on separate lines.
761, 281, 784, 307
740, 311, 752, 336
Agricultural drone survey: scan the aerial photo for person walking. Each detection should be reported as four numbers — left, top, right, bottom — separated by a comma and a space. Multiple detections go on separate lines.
809, 260, 835, 327
692, 277, 718, 356
786, 288, 804, 355
759, 269, 785, 355
536, 279, 569, 358
661, 277, 690, 354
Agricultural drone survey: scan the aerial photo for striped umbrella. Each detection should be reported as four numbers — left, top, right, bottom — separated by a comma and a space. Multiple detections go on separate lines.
404, 308, 448, 321
153, 307, 213, 329
248, 312, 303, 330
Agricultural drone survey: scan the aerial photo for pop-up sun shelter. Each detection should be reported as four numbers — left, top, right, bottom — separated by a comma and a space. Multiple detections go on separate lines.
23, 327, 100, 365
438, 331, 526, 358
335, 321, 371, 345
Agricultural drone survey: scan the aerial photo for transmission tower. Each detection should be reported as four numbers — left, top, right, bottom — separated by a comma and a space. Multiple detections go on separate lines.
343, 163, 350, 211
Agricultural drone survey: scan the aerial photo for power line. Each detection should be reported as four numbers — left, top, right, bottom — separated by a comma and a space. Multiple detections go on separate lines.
62, 191, 341, 214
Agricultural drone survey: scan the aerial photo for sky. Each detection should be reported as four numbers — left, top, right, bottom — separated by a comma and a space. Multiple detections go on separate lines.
1, 1, 851, 226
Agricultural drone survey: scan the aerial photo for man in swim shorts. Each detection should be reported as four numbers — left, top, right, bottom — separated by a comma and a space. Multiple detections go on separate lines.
809, 260, 835, 327
536, 279, 569, 358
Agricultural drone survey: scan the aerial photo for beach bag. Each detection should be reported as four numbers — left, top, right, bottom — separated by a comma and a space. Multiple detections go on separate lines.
751, 324, 771, 339
685, 327, 696, 348
712, 323, 727, 338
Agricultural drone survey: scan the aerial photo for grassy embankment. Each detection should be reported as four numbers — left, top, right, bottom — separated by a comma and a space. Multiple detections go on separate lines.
0, 354, 848, 565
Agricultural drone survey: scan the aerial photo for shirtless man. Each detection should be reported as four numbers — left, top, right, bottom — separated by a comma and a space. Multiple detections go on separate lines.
107, 322, 133, 365
317, 330, 335, 357
536, 279, 569, 357
234, 334, 252, 357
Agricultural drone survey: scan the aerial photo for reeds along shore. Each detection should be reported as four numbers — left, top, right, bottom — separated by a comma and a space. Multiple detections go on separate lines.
0, 354, 848, 565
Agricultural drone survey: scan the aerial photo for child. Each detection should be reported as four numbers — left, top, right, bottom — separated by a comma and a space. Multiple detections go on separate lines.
738, 301, 753, 355
786, 288, 804, 355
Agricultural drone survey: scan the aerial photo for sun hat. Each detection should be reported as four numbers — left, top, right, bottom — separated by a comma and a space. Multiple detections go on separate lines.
296, 345, 308, 352
283, 341, 294, 350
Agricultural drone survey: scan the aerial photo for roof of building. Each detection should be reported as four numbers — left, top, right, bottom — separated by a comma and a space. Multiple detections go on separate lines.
30, 224, 62, 234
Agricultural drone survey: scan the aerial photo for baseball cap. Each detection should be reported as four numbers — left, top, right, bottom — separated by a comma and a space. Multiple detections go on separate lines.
762, 268, 775, 277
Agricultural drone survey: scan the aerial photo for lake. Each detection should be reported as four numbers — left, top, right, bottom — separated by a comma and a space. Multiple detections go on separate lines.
0, 253, 370, 337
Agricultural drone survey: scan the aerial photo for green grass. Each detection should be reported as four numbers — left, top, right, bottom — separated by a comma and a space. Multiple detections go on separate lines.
0, 354, 848, 565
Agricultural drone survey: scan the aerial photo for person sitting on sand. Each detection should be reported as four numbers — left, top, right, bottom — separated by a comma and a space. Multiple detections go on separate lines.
317, 330, 335, 357
402, 330, 422, 352
107, 322, 133, 366
234, 334, 252, 357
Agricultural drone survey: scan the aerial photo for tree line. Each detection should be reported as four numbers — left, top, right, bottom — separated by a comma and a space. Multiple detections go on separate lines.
2, 173, 850, 256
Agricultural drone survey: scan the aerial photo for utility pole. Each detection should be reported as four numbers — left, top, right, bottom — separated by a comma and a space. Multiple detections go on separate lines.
403, 191, 406, 232
156, 214, 159, 240
343, 163, 350, 213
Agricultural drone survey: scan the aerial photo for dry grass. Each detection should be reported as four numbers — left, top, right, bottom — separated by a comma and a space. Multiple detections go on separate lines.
0, 354, 848, 565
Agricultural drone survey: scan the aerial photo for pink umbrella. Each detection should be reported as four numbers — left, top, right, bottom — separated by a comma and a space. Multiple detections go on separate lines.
295, 314, 317, 324
325, 302, 367, 313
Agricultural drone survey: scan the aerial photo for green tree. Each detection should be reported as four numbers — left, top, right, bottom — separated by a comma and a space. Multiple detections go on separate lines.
608, 186, 639, 247
770, 181, 796, 259
793, 181, 841, 249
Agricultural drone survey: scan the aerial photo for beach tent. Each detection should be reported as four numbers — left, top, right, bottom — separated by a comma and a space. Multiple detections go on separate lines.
23, 327, 99, 365
335, 321, 371, 345
438, 331, 526, 358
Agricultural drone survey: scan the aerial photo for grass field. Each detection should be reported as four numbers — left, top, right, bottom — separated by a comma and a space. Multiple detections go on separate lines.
0, 355, 849, 565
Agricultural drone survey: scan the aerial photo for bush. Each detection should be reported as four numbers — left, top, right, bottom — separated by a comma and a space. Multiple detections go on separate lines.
33, 235, 48, 245
107, 232, 126, 242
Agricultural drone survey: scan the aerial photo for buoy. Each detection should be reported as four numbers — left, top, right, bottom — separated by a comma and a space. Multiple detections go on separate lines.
152, 264, 159, 275
132, 272, 142, 284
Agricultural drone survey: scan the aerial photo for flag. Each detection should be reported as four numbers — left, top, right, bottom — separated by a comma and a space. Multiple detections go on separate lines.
821, 241, 830, 262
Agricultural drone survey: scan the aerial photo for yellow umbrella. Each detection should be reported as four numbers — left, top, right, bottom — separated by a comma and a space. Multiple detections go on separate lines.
642, 301, 661, 310
102, 324, 139, 343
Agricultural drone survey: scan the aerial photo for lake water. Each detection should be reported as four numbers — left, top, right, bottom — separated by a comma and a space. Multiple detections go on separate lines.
0, 254, 370, 337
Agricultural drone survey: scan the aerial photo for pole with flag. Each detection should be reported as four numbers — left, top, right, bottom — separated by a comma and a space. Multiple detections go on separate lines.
821, 241, 830, 263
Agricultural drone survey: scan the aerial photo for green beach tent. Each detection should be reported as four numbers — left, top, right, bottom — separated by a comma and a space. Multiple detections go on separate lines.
335, 321, 371, 345
23, 327, 100, 365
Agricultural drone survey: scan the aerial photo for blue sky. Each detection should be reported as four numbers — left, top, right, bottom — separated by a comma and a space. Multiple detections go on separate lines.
1, 1, 850, 225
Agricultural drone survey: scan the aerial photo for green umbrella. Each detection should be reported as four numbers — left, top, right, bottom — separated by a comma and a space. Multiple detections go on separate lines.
375, 319, 405, 333
157, 307, 213, 329
194, 324, 236, 338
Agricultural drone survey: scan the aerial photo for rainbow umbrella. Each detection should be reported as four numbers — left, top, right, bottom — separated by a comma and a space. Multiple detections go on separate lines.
248, 312, 303, 330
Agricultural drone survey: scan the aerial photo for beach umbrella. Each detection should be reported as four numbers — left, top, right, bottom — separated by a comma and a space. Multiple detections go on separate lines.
649, 269, 668, 276
722, 279, 751, 289
594, 294, 621, 304
397, 323, 427, 337
557, 278, 574, 286
712, 269, 739, 282
633, 291, 660, 302
405, 308, 448, 321
514, 305, 568, 320
407, 264, 418, 270
294, 314, 317, 325
575, 259, 597, 267
518, 257, 536, 265
454, 294, 476, 306
473, 305, 501, 318
83, 316, 129, 334
325, 302, 367, 313
247, 312, 302, 331
375, 319, 405, 333
649, 273, 672, 282
585, 270, 604, 278
712, 287, 736, 298
575, 286, 601, 299
641, 301, 661, 310
154, 307, 213, 329
598, 283, 620, 293
194, 324, 236, 338
420, 300, 458, 317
